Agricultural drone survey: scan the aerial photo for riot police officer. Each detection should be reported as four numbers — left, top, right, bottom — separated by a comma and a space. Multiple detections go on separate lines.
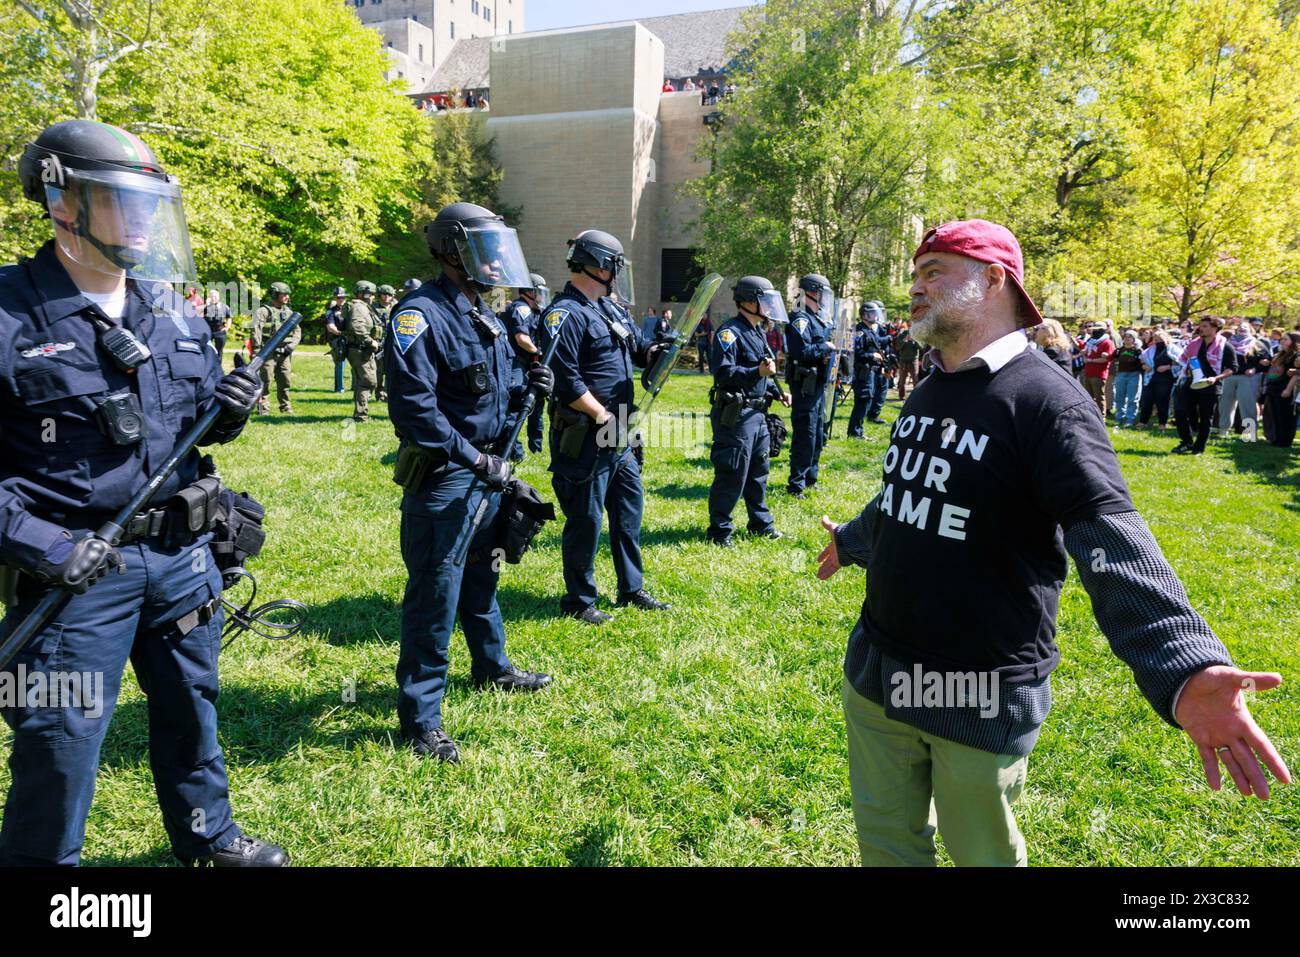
250, 281, 302, 414
402, 278, 421, 295
323, 285, 348, 393
0, 120, 285, 866
373, 283, 396, 402
784, 273, 835, 498
846, 301, 890, 436
500, 272, 550, 456
344, 280, 382, 421
386, 202, 554, 763
706, 277, 791, 546
538, 230, 670, 625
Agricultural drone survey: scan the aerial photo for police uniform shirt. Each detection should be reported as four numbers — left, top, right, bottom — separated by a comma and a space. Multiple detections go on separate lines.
711, 316, 784, 402
500, 298, 538, 351
785, 308, 832, 384
0, 241, 229, 569
385, 273, 517, 470
854, 322, 891, 372
540, 282, 651, 416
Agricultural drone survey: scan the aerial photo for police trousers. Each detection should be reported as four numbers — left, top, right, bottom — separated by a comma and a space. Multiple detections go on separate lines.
0, 535, 238, 865
788, 390, 826, 492
551, 450, 644, 613
397, 468, 511, 735
707, 407, 774, 537
847, 368, 885, 436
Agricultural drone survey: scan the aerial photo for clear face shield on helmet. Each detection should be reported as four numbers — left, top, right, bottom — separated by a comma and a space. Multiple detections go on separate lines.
609, 259, 635, 308
755, 289, 789, 325
454, 222, 532, 289
45, 167, 196, 284
804, 283, 836, 322
532, 283, 551, 311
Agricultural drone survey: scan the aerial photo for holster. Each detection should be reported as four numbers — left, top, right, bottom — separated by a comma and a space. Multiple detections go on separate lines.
498, 478, 556, 564
393, 442, 439, 490
166, 476, 223, 548
550, 403, 590, 459
210, 489, 267, 586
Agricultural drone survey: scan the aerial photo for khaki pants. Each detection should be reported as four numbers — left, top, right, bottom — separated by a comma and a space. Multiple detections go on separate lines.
1085, 375, 1107, 417
348, 347, 377, 420
842, 680, 1028, 866
260, 353, 293, 412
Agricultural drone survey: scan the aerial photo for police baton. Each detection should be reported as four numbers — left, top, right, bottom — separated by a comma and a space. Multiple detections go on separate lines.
0, 315, 303, 672
451, 317, 568, 568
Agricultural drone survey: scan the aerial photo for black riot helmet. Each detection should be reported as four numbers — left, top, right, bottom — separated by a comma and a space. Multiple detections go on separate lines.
19, 119, 195, 283
733, 275, 789, 324
521, 272, 550, 310
798, 273, 834, 316
425, 201, 531, 291
567, 229, 634, 304
402, 278, 421, 293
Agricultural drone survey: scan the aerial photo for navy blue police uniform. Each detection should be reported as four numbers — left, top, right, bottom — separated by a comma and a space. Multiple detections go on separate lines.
707, 316, 784, 541
539, 284, 653, 614
0, 242, 248, 865
500, 296, 545, 454
846, 319, 891, 436
784, 306, 833, 494
385, 274, 530, 738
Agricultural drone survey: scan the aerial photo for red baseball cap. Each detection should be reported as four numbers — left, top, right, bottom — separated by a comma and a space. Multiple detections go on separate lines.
913, 219, 1043, 327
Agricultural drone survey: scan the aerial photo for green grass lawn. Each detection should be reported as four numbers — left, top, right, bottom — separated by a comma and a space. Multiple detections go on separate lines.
13, 350, 1298, 866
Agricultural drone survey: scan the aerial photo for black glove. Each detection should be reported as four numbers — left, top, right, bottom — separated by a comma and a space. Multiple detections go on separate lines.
526, 362, 554, 398
471, 452, 512, 492
215, 367, 263, 421
38, 533, 122, 594
645, 342, 668, 368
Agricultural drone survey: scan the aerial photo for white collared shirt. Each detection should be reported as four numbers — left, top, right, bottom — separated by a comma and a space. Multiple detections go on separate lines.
929, 329, 1029, 374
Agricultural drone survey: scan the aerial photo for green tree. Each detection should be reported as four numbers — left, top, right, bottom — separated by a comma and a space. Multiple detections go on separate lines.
1084, 0, 1300, 321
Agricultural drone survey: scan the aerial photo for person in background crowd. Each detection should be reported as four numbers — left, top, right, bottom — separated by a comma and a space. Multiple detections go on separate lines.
1081, 322, 1115, 416
894, 322, 922, 398
662, 79, 675, 93
1173, 316, 1238, 455
1262, 333, 1300, 447
204, 287, 232, 371
684, 77, 697, 91
640, 305, 659, 340
1111, 329, 1144, 428
1138, 330, 1177, 430
1266, 328, 1284, 355
657, 308, 674, 342
323, 286, 348, 393
764, 314, 784, 373
1032, 318, 1075, 373
1220, 320, 1261, 437
696, 310, 713, 372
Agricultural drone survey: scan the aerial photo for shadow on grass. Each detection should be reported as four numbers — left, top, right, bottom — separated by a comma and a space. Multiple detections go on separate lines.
1223, 439, 1300, 512
650, 481, 711, 500
250, 413, 391, 426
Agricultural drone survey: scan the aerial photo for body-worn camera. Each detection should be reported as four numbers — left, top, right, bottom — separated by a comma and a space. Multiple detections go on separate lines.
97, 391, 145, 445
462, 361, 491, 395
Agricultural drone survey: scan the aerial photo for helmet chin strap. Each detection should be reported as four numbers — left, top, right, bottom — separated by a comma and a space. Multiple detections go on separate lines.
580, 265, 615, 295
52, 197, 143, 271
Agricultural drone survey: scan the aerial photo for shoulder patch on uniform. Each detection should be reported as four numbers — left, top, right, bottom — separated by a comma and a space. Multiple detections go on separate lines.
517, 304, 532, 319
391, 310, 428, 355
718, 328, 737, 345
544, 308, 569, 334
794, 317, 809, 334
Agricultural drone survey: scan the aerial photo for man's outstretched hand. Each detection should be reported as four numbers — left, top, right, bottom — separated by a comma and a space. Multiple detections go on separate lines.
816, 515, 842, 580
1176, 665, 1290, 799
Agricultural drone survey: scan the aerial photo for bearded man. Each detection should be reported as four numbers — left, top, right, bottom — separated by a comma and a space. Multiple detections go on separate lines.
815, 219, 1290, 866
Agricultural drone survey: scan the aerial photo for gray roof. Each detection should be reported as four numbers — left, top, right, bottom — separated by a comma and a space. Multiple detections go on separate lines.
418, 5, 753, 95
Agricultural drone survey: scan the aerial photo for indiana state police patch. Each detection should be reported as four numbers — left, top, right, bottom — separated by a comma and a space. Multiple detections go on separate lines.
718, 328, 737, 345
544, 308, 568, 336
391, 310, 428, 354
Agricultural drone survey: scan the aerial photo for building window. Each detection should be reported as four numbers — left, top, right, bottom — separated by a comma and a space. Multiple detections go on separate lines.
450, 22, 455, 39
472, 0, 478, 11
418, 43, 424, 62
508, 20, 512, 33
660, 249, 707, 303
485, 8, 491, 21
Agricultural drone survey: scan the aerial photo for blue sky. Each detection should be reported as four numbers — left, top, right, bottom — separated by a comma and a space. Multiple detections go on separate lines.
525, 0, 760, 32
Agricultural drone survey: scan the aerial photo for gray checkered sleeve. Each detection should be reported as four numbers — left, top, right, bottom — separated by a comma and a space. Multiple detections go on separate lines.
1064, 510, 1234, 727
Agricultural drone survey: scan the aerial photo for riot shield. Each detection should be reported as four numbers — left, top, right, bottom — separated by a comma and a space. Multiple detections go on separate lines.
823, 295, 855, 425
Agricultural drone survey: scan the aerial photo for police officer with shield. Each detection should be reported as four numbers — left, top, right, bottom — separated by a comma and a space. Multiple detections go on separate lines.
386, 202, 554, 763
500, 272, 550, 456
538, 230, 670, 625
706, 277, 791, 546
345, 280, 382, 422
0, 120, 285, 865
846, 301, 890, 436
250, 281, 301, 414
784, 273, 835, 498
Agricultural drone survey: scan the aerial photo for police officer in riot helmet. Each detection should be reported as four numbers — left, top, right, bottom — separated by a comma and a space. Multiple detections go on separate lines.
500, 272, 550, 456
846, 300, 891, 436
784, 273, 836, 498
706, 276, 791, 546
0, 119, 285, 865
536, 230, 670, 625
385, 202, 554, 763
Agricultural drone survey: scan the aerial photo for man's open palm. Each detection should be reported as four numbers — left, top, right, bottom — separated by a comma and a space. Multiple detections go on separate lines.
1176, 665, 1290, 799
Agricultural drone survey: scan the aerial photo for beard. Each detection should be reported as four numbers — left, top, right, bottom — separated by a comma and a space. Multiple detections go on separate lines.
910, 272, 987, 347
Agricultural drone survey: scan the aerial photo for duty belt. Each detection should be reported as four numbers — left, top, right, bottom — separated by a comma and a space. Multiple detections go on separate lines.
116, 475, 225, 546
